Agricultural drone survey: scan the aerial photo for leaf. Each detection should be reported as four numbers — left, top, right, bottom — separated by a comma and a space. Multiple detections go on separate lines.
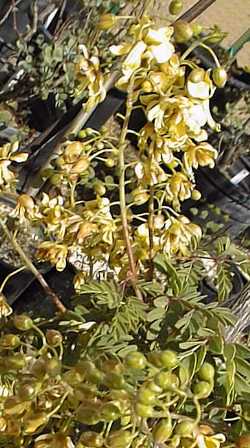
235, 357, 250, 379
179, 353, 197, 386
76, 280, 120, 309
196, 345, 207, 371
215, 264, 233, 302
235, 373, 250, 395
147, 308, 166, 322
209, 335, 224, 354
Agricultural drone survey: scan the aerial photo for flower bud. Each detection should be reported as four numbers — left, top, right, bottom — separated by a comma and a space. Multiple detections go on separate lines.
18, 194, 35, 210
98, 14, 117, 30
0, 334, 20, 349
189, 68, 205, 83
13, 314, 33, 331
169, 0, 183, 15
174, 21, 193, 43
192, 23, 203, 36
191, 190, 201, 200
212, 67, 227, 88
46, 329, 63, 347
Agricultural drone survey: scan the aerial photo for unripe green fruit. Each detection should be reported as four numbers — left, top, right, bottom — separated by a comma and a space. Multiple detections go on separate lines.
159, 350, 178, 369
135, 403, 154, 418
147, 351, 162, 368
169, 0, 183, 15
138, 387, 156, 405
198, 362, 215, 382
154, 371, 179, 390
125, 351, 146, 369
145, 380, 162, 394
76, 405, 100, 425
79, 431, 104, 447
23, 412, 48, 434
18, 383, 37, 400
212, 67, 227, 88
5, 354, 26, 371
193, 381, 212, 399
101, 403, 121, 421
174, 21, 193, 43
153, 418, 173, 442
107, 430, 132, 448
175, 420, 196, 436
0, 334, 20, 349
104, 372, 125, 389
105, 158, 115, 168
46, 329, 63, 347
45, 358, 61, 376
191, 189, 202, 201
192, 23, 203, 36
13, 314, 33, 331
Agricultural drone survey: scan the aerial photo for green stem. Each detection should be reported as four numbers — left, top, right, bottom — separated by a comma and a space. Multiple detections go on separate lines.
228, 28, 250, 59
118, 77, 143, 302
0, 266, 26, 293
0, 219, 66, 313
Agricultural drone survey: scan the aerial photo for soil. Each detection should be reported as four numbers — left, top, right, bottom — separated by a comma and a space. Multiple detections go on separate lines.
153, 0, 250, 68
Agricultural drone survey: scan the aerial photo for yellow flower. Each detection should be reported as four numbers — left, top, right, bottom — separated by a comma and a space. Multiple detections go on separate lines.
187, 70, 215, 100
144, 26, 175, 63
74, 45, 106, 109
0, 141, 28, 189
167, 172, 193, 204
0, 293, 12, 317
135, 158, 168, 185
162, 216, 202, 256
110, 20, 175, 87
138, 123, 174, 164
196, 433, 226, 448
11, 194, 36, 223
37, 242, 68, 271
184, 142, 218, 170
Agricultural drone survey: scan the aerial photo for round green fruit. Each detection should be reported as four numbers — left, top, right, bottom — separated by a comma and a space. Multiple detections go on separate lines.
212, 67, 227, 88
169, 0, 183, 15
135, 403, 154, 418
79, 431, 104, 447
107, 430, 132, 448
13, 314, 33, 331
138, 387, 156, 405
125, 352, 146, 369
153, 418, 172, 442
101, 403, 121, 422
154, 371, 179, 390
193, 381, 212, 399
175, 420, 196, 437
174, 21, 193, 43
198, 362, 215, 382
159, 350, 178, 369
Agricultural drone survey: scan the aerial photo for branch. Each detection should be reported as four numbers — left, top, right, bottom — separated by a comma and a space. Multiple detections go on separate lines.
0, 219, 67, 314
176, 0, 217, 23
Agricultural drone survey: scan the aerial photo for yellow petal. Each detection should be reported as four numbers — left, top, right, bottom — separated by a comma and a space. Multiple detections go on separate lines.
187, 80, 210, 99
110, 43, 131, 56
150, 42, 175, 63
